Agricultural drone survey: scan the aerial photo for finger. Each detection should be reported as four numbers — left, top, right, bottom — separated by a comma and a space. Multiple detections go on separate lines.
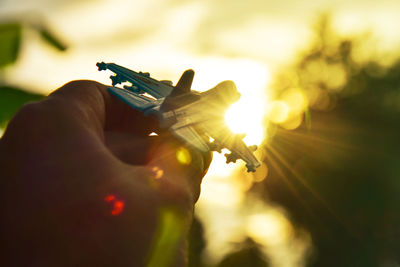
48, 80, 212, 199
47, 80, 158, 137
147, 138, 208, 205
201, 150, 213, 177
104, 133, 160, 165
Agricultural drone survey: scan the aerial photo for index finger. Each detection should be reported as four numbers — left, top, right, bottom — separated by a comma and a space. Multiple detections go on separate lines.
48, 80, 158, 137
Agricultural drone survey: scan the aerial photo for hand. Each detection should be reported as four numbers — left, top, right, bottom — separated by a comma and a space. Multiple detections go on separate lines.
0, 80, 211, 266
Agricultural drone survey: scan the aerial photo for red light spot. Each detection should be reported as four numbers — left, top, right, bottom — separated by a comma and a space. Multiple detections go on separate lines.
104, 194, 125, 216
104, 195, 115, 202
111, 200, 125, 216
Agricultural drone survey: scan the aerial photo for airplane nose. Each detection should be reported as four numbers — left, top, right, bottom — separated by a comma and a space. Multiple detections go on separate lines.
230, 86, 241, 102
218, 80, 241, 101
235, 91, 241, 101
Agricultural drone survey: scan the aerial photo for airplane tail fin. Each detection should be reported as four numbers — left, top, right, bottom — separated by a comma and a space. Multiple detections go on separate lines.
169, 69, 194, 97
160, 69, 198, 112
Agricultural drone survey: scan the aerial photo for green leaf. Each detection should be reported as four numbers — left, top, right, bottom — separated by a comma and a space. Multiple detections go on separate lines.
0, 23, 22, 68
146, 207, 185, 267
0, 86, 44, 127
305, 107, 312, 130
39, 26, 67, 51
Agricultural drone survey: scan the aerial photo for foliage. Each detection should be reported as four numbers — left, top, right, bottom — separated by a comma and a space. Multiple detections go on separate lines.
187, 217, 207, 267
147, 208, 186, 267
0, 18, 67, 127
216, 238, 269, 267
0, 23, 21, 68
37, 25, 67, 51
0, 86, 44, 127
254, 15, 400, 266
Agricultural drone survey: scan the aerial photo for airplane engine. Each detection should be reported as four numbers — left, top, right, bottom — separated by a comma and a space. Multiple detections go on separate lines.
139, 72, 150, 77
208, 141, 222, 152
161, 80, 173, 86
246, 164, 257, 172
123, 85, 143, 94
225, 151, 239, 163
110, 75, 126, 86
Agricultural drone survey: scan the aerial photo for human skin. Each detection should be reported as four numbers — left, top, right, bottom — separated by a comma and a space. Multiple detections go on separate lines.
0, 80, 211, 266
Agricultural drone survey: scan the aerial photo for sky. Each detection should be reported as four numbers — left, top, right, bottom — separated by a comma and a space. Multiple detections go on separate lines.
1, 0, 400, 265
1, 0, 400, 93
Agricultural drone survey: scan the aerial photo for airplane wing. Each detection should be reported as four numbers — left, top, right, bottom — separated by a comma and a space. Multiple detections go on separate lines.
108, 86, 161, 111
201, 121, 261, 172
97, 62, 174, 99
170, 124, 209, 153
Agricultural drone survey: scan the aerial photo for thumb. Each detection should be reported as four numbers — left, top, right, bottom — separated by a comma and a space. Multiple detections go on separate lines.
147, 137, 212, 205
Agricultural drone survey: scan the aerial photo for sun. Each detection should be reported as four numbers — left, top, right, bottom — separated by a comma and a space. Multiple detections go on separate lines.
223, 62, 270, 146
224, 91, 266, 146
191, 57, 270, 147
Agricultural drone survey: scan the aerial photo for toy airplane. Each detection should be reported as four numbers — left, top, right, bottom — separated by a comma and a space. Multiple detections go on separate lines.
97, 62, 261, 172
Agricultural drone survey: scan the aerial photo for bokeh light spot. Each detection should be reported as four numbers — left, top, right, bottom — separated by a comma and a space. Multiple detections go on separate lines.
104, 194, 115, 202
325, 63, 347, 90
246, 211, 293, 246
176, 147, 192, 165
281, 113, 303, 130
267, 101, 290, 123
281, 88, 308, 114
104, 194, 125, 216
252, 163, 268, 182
111, 200, 125, 216
152, 166, 164, 179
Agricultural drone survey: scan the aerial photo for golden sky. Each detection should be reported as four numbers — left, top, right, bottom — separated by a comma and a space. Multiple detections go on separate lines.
2, 0, 400, 93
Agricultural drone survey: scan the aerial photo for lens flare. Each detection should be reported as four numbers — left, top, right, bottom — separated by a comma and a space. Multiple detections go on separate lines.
267, 101, 290, 124
246, 211, 293, 245
151, 166, 164, 180
223, 64, 270, 146
176, 147, 192, 165
104, 194, 125, 216
191, 58, 270, 148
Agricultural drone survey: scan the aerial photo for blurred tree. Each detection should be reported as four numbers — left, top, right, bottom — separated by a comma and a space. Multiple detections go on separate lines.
0, 85, 43, 128
187, 216, 207, 267
254, 14, 400, 266
0, 18, 67, 127
0, 23, 21, 68
216, 238, 269, 267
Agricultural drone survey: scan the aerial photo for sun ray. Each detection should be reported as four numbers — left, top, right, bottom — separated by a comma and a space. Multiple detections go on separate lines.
276, 129, 361, 152
265, 140, 358, 238
263, 146, 318, 218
